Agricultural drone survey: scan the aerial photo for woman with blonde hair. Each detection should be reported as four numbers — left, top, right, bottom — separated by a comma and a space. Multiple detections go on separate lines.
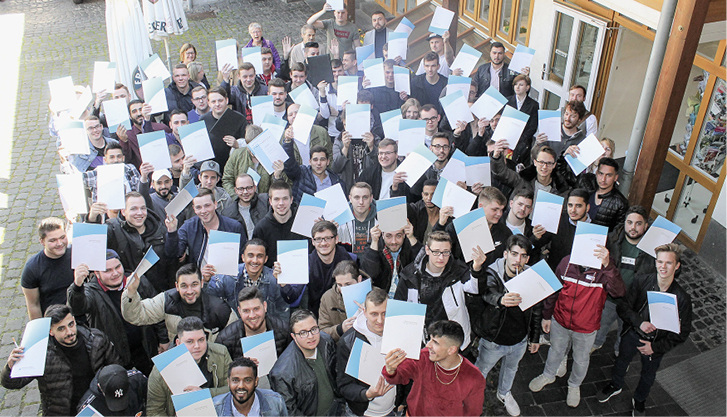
187, 61, 210, 89
400, 98, 422, 119
179, 43, 210, 88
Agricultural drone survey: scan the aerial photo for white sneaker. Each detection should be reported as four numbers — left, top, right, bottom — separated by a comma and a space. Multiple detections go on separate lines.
529, 374, 555, 392
556, 356, 567, 377
497, 392, 521, 416
567, 386, 580, 407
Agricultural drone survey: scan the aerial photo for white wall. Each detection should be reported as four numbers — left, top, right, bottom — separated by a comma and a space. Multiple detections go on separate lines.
526, 0, 556, 103
598, 28, 652, 159
713, 181, 727, 227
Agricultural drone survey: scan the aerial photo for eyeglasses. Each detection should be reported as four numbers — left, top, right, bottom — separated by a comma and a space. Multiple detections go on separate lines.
193, 95, 208, 101
293, 326, 320, 338
312, 236, 335, 244
235, 186, 254, 192
422, 116, 439, 123
378, 151, 396, 156
429, 250, 451, 257
431, 144, 450, 150
86, 124, 103, 131
534, 160, 555, 167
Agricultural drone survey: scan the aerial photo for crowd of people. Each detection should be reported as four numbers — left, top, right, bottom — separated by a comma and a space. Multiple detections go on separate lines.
5, 6, 694, 417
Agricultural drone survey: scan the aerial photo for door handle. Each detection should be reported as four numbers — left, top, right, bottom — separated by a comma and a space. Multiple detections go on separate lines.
541, 63, 546, 80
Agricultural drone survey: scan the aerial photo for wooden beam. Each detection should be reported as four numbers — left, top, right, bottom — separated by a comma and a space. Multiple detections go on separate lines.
441, 0, 459, 50
706, 0, 726, 23
629, 0, 711, 208
347, 0, 356, 24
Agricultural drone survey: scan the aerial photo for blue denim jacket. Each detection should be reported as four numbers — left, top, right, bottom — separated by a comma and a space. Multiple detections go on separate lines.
207, 264, 290, 324
68, 137, 119, 172
213, 389, 288, 416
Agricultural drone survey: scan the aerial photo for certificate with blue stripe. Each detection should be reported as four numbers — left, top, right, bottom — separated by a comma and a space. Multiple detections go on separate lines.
503, 260, 563, 311
11, 318, 51, 378
241, 330, 277, 376
380, 299, 427, 359
171, 388, 216, 417
71, 223, 108, 270
637, 216, 682, 257
647, 291, 681, 333
377, 196, 407, 233
152, 344, 207, 395
206, 230, 241, 276
341, 279, 372, 318
277, 240, 309, 284
345, 337, 386, 386
531, 191, 564, 233
453, 208, 494, 263
471, 86, 508, 120
570, 222, 608, 269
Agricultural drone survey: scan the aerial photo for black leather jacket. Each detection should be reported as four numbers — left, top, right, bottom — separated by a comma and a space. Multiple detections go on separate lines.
591, 188, 629, 231
216, 315, 291, 360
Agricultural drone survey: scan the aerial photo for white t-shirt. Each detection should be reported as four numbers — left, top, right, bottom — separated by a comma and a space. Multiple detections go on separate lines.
379, 170, 395, 200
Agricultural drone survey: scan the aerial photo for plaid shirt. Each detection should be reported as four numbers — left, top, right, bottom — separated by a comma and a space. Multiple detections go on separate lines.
82, 163, 141, 202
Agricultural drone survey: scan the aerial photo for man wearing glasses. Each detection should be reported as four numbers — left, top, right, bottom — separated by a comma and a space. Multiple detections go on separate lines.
221, 173, 270, 239
187, 86, 210, 123
407, 132, 456, 201
270, 309, 339, 416
491, 143, 572, 200
65, 116, 119, 172
420, 104, 441, 148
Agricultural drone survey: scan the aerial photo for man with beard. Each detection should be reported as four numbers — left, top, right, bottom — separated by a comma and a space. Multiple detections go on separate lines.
472, 42, 520, 99
122, 263, 235, 342
2, 305, 121, 416
165, 110, 187, 146
208, 239, 290, 323
222, 62, 268, 124
337, 183, 377, 255
147, 317, 232, 416
268, 78, 289, 119
502, 189, 546, 263
120, 100, 171, 169
363, 11, 392, 59
81, 142, 142, 205
535, 100, 587, 156
216, 286, 292, 362
221, 173, 271, 238
586, 158, 628, 232
145, 169, 180, 225
168, 144, 186, 188
362, 222, 421, 298
534, 188, 591, 271
213, 358, 288, 416
359, 139, 408, 200
400, 179, 440, 242
21, 217, 74, 319
592, 206, 655, 354
68, 250, 167, 375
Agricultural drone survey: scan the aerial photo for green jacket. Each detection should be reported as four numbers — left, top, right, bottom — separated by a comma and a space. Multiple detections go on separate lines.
222, 147, 278, 196
146, 342, 232, 416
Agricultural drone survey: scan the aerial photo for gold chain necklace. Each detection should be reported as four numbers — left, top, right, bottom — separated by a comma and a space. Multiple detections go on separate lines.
434, 357, 463, 385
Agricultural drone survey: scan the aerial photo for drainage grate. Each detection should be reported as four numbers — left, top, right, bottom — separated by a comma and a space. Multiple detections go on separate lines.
187, 11, 217, 21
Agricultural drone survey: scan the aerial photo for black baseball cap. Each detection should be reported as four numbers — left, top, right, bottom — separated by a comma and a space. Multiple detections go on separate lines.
98, 365, 130, 412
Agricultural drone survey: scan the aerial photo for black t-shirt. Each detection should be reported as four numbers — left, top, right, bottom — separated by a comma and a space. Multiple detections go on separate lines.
374, 29, 387, 58
21, 250, 74, 314
57, 333, 94, 409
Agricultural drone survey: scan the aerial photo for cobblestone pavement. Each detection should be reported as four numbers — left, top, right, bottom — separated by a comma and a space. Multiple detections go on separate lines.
0, 0, 723, 415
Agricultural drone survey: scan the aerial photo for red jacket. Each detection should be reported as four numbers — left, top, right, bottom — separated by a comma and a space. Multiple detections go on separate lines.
543, 255, 625, 333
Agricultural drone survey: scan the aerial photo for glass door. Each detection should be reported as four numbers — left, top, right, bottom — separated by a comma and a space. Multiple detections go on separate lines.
541, 5, 606, 110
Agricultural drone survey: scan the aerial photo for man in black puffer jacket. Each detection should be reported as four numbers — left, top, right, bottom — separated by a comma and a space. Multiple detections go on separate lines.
1, 305, 121, 416
216, 287, 291, 360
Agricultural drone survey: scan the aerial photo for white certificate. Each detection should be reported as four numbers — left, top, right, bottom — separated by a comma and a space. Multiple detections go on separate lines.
215, 39, 238, 72
277, 240, 310, 284
508, 44, 536, 74
393, 66, 410, 95
337, 76, 359, 107
251, 95, 274, 126
432, 177, 476, 218
326, 0, 345, 10
240, 331, 278, 377
291, 193, 327, 238
171, 389, 217, 417
647, 292, 681, 333
140, 53, 171, 80
570, 222, 608, 269
397, 119, 426, 156
179, 121, 216, 162
291, 104, 317, 145
446, 75, 472, 97
142, 77, 169, 115
48, 76, 75, 112
315, 182, 355, 224
289, 84, 319, 110
345, 104, 371, 138
57, 120, 90, 156
132, 246, 160, 279
102, 97, 131, 134
440, 90, 474, 126
95, 164, 125, 209
341, 279, 372, 318
394, 17, 415, 34
381, 299, 427, 359
537, 109, 562, 143
261, 114, 287, 140
380, 109, 402, 140
247, 168, 261, 185
453, 209, 495, 263
69, 87, 94, 120
377, 196, 408, 233
636, 216, 682, 257
152, 344, 207, 395
492, 105, 528, 149
206, 230, 241, 276
241, 46, 264, 75
165, 180, 199, 217
345, 338, 387, 386
450, 44, 482, 76
363, 58, 386, 88
57, 173, 88, 215
531, 191, 564, 234
71, 223, 108, 270
395, 144, 437, 187
11, 318, 51, 378
76, 405, 103, 417
247, 128, 289, 175
564, 133, 606, 175
387, 31, 409, 60
356, 44, 375, 70
92, 61, 117, 93
504, 260, 563, 311
470, 86, 508, 121
428, 6, 455, 36
465, 156, 491, 186
440, 149, 467, 184
138, 131, 172, 170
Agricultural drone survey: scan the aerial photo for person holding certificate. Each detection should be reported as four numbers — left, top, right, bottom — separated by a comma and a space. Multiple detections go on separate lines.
337, 288, 398, 416
534, 101, 586, 157
119, 100, 171, 170
506, 74, 539, 166
318, 261, 365, 342
534, 188, 591, 271
362, 222, 422, 299
596, 243, 692, 416
491, 143, 571, 203
472, 235, 542, 417
358, 139, 409, 200
410, 52, 447, 112
164, 64, 201, 118
187, 86, 211, 123
65, 116, 120, 173
337, 183, 377, 255
383, 320, 484, 416
220, 173, 272, 238
200, 87, 246, 173
1, 305, 122, 416
221, 63, 268, 124
368, 60, 407, 116
283, 144, 344, 204
529, 239, 625, 408
212, 357, 288, 416
222, 125, 282, 197
147, 317, 232, 416
503, 189, 546, 256
269, 310, 339, 416
81, 142, 142, 205
583, 158, 629, 232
